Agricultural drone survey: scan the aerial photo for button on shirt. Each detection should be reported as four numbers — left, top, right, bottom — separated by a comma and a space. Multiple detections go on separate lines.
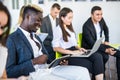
52, 25, 77, 49
18, 27, 47, 70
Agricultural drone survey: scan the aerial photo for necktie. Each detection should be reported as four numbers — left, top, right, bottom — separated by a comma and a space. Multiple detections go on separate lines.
30, 33, 40, 50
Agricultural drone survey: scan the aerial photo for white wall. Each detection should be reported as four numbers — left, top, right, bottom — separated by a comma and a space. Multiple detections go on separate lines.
4, 0, 120, 43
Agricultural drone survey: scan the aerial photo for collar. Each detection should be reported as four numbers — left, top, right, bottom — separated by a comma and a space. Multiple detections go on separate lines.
18, 27, 30, 37
49, 14, 56, 21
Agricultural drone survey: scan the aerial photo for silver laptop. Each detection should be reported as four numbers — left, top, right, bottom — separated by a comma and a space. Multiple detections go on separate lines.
72, 37, 104, 57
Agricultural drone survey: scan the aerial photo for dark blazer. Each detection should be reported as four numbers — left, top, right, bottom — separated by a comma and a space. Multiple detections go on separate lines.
41, 15, 59, 46
6, 28, 47, 78
82, 17, 109, 51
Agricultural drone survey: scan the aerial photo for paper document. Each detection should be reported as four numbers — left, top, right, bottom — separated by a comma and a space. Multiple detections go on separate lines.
38, 33, 48, 42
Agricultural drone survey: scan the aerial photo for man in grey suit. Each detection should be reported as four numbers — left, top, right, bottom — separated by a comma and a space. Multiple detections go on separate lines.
41, 3, 61, 63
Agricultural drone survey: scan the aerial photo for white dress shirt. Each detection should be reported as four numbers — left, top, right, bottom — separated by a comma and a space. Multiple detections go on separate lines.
49, 14, 56, 30
94, 22, 101, 40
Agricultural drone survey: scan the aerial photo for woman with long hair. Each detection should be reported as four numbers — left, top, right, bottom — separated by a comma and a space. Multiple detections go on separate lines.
0, 1, 11, 79
52, 7, 104, 80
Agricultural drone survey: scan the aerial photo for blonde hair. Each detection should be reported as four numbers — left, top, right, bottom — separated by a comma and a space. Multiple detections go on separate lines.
17, 4, 43, 24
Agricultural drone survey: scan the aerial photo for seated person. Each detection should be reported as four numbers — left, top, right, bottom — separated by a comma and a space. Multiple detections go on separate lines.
0, 2, 11, 79
6, 4, 90, 80
82, 6, 109, 71
52, 7, 104, 80
41, 3, 61, 63
82, 6, 120, 79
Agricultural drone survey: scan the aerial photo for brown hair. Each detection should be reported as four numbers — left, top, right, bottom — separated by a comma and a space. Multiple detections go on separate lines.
59, 7, 74, 42
0, 2, 11, 46
91, 6, 102, 14
51, 3, 61, 10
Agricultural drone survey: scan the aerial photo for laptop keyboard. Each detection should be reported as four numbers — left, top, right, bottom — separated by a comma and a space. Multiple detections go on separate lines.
82, 50, 91, 55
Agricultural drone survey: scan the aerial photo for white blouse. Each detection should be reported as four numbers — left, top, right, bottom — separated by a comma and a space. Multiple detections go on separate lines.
0, 44, 7, 78
52, 25, 77, 49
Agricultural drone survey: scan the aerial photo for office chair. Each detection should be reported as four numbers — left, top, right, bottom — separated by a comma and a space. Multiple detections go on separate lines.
56, 51, 62, 59
77, 33, 82, 47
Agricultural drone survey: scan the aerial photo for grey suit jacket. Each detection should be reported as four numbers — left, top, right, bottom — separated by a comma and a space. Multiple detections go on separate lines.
6, 28, 47, 78
41, 15, 59, 46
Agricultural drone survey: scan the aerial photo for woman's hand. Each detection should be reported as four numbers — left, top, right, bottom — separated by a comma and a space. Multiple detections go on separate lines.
72, 50, 84, 54
78, 48, 87, 53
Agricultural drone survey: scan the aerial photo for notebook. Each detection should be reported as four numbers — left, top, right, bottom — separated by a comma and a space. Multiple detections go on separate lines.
48, 37, 104, 68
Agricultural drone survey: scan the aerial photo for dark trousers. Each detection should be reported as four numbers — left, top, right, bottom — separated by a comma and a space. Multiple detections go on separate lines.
68, 53, 104, 76
116, 57, 120, 80
66, 46, 104, 76
102, 45, 120, 80
97, 51, 109, 72
98, 44, 110, 65
98, 44, 110, 79
114, 50, 120, 80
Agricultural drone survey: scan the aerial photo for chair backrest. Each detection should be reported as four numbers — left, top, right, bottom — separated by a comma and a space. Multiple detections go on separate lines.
56, 52, 62, 59
55, 33, 82, 59
77, 33, 82, 47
